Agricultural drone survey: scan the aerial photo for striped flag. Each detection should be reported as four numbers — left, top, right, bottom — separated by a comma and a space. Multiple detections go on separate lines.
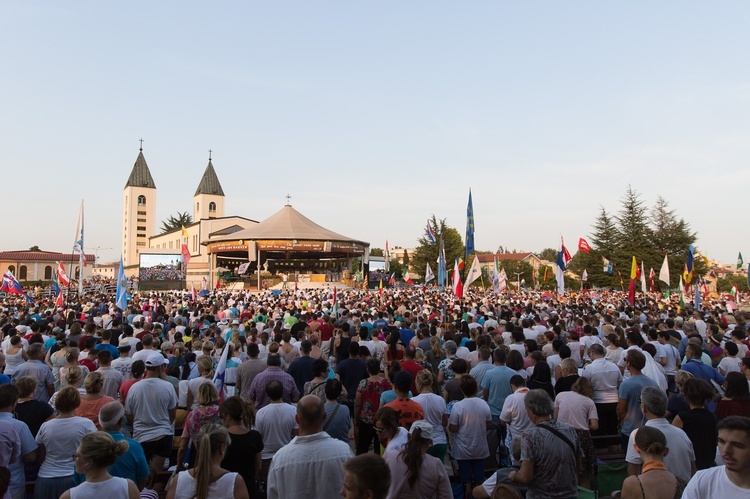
425, 221, 436, 244
72, 200, 85, 293
57, 261, 70, 287
212, 342, 230, 403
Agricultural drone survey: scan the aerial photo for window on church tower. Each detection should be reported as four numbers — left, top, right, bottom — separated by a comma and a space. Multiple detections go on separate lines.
209, 202, 216, 212
138, 195, 146, 206
19, 266, 27, 280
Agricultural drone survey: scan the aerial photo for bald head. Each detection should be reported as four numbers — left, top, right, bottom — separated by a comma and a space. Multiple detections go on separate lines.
296, 395, 325, 434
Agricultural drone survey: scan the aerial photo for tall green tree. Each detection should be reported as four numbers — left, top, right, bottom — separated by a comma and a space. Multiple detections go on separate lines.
651, 196, 699, 287
499, 260, 535, 290
160, 211, 193, 234
370, 248, 384, 257
411, 215, 465, 280
568, 207, 621, 288
538, 248, 557, 262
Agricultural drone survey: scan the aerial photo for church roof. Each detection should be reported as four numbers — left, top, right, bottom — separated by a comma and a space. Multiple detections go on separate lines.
125, 150, 156, 189
194, 160, 225, 196
215, 205, 367, 245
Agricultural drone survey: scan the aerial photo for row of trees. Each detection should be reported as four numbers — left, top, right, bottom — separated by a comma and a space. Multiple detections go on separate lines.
566, 186, 706, 289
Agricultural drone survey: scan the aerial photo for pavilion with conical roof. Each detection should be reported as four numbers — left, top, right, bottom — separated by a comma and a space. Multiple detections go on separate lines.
205, 203, 369, 284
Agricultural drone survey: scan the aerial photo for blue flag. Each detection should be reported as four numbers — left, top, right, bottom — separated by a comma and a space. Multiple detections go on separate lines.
115, 256, 128, 310
437, 236, 447, 290
51, 269, 60, 295
465, 189, 475, 259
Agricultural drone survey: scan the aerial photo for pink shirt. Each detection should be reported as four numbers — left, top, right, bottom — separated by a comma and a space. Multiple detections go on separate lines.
554, 391, 598, 431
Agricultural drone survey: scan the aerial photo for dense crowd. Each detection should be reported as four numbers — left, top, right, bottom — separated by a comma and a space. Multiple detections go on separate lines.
0, 283, 749, 499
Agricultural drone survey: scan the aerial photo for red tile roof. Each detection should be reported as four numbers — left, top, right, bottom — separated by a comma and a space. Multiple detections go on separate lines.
0, 250, 95, 262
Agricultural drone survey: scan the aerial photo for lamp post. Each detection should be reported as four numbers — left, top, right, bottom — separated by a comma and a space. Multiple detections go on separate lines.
514, 272, 523, 290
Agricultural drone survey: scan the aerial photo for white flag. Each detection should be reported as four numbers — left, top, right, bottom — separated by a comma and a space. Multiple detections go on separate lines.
659, 253, 670, 285
498, 269, 508, 292
640, 261, 647, 292
73, 200, 85, 293
581, 269, 588, 281
465, 255, 482, 287
425, 263, 435, 283
237, 262, 251, 275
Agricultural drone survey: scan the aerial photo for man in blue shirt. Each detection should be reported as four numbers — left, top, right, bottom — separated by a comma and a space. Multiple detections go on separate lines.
617, 349, 658, 451
681, 343, 725, 387
480, 348, 516, 466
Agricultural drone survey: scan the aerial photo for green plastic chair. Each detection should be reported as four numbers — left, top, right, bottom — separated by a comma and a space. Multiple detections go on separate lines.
577, 485, 598, 499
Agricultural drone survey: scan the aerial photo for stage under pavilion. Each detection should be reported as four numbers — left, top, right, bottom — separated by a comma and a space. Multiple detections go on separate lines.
204, 203, 370, 289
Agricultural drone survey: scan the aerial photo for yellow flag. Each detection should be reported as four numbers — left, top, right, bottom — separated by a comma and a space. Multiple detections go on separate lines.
181, 225, 189, 238
630, 256, 638, 280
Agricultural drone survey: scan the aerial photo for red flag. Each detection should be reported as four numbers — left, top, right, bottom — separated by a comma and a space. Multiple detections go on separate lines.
56, 290, 64, 308
57, 262, 70, 287
452, 259, 463, 298
216, 280, 221, 290
578, 238, 591, 254
191, 281, 197, 301
458, 257, 465, 271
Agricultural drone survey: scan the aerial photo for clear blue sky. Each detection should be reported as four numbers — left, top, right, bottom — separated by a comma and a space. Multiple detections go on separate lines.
2, 2, 748, 266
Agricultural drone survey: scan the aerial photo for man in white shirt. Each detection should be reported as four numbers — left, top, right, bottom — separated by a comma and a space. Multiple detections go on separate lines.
255, 379, 299, 481
582, 344, 622, 437
682, 416, 750, 498
131, 334, 157, 363
267, 395, 353, 499
625, 386, 695, 482
125, 353, 177, 477
499, 375, 534, 463
112, 338, 135, 381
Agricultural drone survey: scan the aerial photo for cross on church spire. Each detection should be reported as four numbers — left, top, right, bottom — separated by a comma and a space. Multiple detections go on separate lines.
285, 194, 291, 206
139, 138, 143, 151
208, 149, 212, 161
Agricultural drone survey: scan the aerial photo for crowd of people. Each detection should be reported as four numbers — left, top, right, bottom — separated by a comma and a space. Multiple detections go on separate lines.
0, 282, 749, 499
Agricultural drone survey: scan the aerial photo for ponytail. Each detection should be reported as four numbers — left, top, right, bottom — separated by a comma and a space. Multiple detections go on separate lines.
194, 429, 214, 499
399, 428, 425, 488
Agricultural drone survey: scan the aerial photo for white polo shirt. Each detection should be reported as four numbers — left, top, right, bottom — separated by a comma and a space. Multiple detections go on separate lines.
499, 387, 534, 438
581, 357, 622, 404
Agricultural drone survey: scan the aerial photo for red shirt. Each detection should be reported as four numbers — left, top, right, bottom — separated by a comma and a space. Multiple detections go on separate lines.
400, 360, 424, 395
119, 378, 140, 405
319, 324, 335, 342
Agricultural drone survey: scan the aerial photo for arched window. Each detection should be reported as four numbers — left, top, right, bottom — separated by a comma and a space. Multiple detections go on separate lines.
196, 203, 200, 213
8, 265, 15, 275
44, 265, 52, 279
19, 266, 27, 280
209, 202, 216, 212
75, 266, 80, 279
137, 195, 146, 206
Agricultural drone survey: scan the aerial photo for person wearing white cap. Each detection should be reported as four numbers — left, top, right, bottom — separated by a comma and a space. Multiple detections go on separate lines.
383, 419, 452, 498
124, 352, 177, 479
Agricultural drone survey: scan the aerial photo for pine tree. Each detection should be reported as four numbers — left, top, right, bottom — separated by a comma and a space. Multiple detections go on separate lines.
614, 186, 660, 276
411, 215, 464, 279
651, 196, 699, 287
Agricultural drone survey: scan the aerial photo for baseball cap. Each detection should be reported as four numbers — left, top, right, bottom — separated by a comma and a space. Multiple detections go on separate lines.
145, 352, 167, 367
231, 320, 240, 325
118, 338, 132, 349
409, 420, 433, 440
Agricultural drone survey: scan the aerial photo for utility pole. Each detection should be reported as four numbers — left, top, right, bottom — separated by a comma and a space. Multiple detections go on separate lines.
85, 246, 112, 264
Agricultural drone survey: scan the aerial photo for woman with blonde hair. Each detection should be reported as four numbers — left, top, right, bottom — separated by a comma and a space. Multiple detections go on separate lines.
59, 348, 90, 388
49, 365, 86, 411
60, 431, 140, 499
411, 369, 448, 461
187, 356, 216, 411
76, 371, 115, 430
178, 382, 222, 469
425, 336, 445, 374
166, 424, 249, 499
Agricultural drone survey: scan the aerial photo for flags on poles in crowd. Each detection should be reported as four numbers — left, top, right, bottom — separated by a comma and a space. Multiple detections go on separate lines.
465, 189, 475, 260
683, 245, 695, 285
640, 261, 647, 293
556, 238, 569, 295
389, 273, 396, 285
578, 238, 591, 254
602, 257, 613, 275
180, 226, 191, 266
402, 268, 413, 285
237, 262, 251, 275
73, 200, 85, 293
379, 278, 383, 298
678, 275, 685, 310
425, 221, 436, 244
57, 261, 70, 287
659, 254, 670, 286
628, 256, 638, 306
465, 255, 482, 288
212, 342, 230, 403
649, 268, 655, 292
191, 281, 197, 301
452, 259, 463, 298
581, 269, 588, 281
1, 271, 24, 294
437, 236, 446, 290
385, 241, 390, 272
116, 256, 128, 310
51, 269, 60, 296
694, 282, 702, 311
331, 287, 338, 318
738, 252, 744, 270
424, 263, 435, 283
499, 268, 508, 292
